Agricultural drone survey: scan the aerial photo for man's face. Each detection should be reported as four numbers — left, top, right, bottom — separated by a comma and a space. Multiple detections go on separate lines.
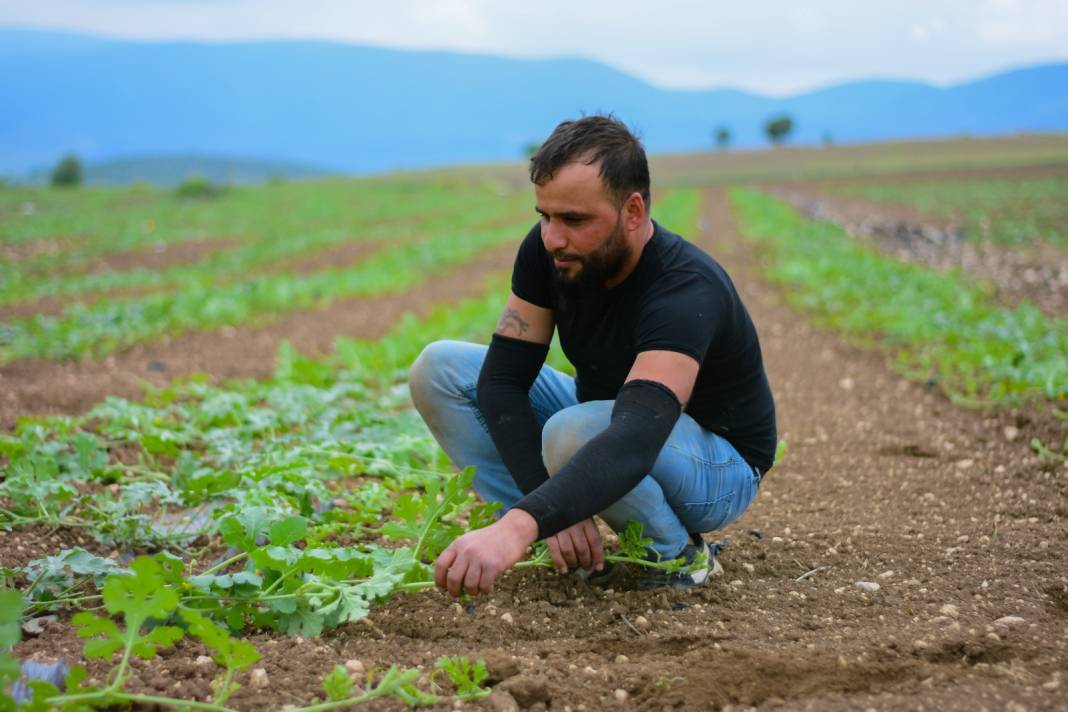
533, 161, 632, 293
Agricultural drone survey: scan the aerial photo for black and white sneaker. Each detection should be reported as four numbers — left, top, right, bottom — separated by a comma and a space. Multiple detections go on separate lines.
638, 539, 723, 591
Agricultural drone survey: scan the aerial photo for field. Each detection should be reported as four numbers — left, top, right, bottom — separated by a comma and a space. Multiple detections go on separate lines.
2, 136, 1067, 711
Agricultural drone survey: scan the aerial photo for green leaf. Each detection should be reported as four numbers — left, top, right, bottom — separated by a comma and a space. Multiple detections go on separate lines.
435, 656, 491, 700
0, 590, 22, 650
101, 556, 179, 623
269, 515, 307, 547
322, 664, 354, 701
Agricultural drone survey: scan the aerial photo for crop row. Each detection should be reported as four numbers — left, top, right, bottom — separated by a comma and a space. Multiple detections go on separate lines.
1, 180, 531, 307
731, 188, 1068, 406
833, 174, 1068, 249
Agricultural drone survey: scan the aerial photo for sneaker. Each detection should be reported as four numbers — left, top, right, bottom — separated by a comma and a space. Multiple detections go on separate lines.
638, 540, 723, 591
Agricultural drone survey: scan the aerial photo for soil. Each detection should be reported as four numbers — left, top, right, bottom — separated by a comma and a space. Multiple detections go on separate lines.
769, 183, 1068, 318
10, 188, 1068, 710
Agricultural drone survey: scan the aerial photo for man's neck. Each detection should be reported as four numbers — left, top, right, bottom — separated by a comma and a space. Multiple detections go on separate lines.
605, 219, 655, 289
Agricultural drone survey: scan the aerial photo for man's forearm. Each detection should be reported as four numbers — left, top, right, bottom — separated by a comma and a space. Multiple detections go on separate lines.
477, 333, 551, 494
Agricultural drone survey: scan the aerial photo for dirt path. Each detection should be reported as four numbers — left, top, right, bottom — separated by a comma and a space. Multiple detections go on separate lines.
11, 189, 1067, 710
770, 183, 1068, 318
0, 243, 516, 430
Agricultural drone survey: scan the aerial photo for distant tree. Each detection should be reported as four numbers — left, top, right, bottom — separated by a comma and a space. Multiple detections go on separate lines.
522, 142, 541, 159
175, 174, 223, 199
763, 115, 794, 146
50, 154, 83, 188
714, 126, 731, 151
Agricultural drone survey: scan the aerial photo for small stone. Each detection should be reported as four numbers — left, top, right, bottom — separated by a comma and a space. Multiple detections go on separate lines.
730, 579, 744, 588
500, 612, 515, 624
583, 665, 598, 676
614, 654, 629, 664
633, 615, 650, 629
994, 615, 1026, 627
940, 604, 959, 618
1043, 678, 1061, 691
878, 570, 894, 579
1039, 540, 1050, 549
839, 377, 854, 390
21, 615, 57, 637
195, 655, 214, 667
249, 668, 269, 689
486, 689, 520, 712
1003, 426, 1019, 441
742, 563, 755, 574
614, 688, 629, 703
344, 659, 365, 676
956, 459, 974, 469
912, 639, 929, 650
855, 581, 880, 593
986, 632, 1001, 643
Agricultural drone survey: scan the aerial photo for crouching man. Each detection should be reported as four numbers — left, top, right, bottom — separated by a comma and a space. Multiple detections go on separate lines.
408, 115, 776, 596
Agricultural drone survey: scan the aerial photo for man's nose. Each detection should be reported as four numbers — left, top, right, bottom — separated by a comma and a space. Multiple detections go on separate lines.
542, 221, 568, 252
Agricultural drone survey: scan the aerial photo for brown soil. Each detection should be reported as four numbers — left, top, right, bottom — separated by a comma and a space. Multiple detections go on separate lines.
10, 189, 1068, 710
769, 184, 1068, 317
0, 242, 516, 430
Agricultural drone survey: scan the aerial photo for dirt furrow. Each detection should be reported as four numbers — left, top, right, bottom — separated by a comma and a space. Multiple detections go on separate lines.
769, 183, 1068, 317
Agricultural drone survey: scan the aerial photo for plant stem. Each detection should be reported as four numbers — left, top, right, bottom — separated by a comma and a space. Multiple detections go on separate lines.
198, 551, 249, 577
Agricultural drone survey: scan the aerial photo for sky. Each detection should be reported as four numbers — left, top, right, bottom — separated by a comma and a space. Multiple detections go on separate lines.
3, 0, 1067, 95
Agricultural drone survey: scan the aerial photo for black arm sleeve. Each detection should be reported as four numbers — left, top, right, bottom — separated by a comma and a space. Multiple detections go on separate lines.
511, 379, 681, 539
476, 333, 552, 495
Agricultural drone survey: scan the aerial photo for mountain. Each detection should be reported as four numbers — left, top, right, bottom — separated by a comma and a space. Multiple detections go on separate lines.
27, 155, 331, 186
3, 27, 1067, 180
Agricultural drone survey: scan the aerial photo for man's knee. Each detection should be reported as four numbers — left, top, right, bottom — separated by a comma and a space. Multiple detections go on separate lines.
541, 401, 612, 475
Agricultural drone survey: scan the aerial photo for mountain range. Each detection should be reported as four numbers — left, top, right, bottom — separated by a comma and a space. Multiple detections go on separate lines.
3, 27, 1067, 180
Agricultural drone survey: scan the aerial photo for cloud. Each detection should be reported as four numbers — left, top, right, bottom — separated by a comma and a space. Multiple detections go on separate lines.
2, 0, 1067, 94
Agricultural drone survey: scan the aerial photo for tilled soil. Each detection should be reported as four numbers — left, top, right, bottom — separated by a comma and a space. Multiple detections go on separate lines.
769, 183, 1068, 318
11, 189, 1068, 711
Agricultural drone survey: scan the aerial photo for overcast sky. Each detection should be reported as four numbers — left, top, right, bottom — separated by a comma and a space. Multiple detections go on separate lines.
3, 0, 1067, 95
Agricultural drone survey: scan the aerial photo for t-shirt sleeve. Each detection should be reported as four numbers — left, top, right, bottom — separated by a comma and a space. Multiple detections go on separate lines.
634, 272, 729, 363
510, 223, 553, 309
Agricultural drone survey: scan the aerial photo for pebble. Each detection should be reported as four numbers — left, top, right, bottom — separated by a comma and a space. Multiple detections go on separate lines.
633, 615, 650, 630
994, 615, 1026, 627
877, 570, 894, 579
854, 581, 880, 593
583, 666, 598, 676
249, 668, 269, 689
195, 655, 214, 667
730, 580, 744, 588
614, 655, 629, 664
344, 659, 365, 676
614, 689, 629, 703
500, 612, 515, 625
940, 604, 959, 618
1003, 426, 1019, 441
742, 563, 755, 574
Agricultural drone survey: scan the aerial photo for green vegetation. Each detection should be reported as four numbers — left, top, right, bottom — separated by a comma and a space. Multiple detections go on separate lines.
835, 175, 1068, 248
175, 174, 225, 199
764, 115, 794, 146
731, 188, 1067, 406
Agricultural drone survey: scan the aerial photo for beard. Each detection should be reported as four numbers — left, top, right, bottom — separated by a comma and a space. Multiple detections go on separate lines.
550, 214, 632, 298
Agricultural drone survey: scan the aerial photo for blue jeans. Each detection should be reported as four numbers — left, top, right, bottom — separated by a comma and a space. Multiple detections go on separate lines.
407, 340, 760, 559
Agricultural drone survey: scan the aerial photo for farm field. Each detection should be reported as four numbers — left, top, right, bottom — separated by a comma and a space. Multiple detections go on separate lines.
2, 136, 1067, 711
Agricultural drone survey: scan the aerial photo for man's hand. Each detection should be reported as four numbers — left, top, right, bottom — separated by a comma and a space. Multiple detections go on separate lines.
434, 508, 538, 597
545, 518, 604, 574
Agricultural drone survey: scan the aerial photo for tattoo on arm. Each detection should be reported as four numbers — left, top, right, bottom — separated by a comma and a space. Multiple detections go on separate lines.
497, 308, 530, 336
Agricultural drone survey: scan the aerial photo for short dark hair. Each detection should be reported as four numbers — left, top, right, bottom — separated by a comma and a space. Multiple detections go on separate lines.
529, 115, 651, 209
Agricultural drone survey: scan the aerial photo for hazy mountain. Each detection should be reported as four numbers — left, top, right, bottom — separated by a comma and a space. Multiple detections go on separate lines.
26, 155, 331, 186
3, 27, 1066, 180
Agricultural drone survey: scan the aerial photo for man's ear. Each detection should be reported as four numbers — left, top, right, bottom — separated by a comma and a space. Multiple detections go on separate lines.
624, 191, 647, 229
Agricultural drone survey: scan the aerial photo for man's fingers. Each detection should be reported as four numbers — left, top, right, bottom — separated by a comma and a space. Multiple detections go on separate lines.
586, 521, 606, 571
478, 566, 497, 594
463, 563, 482, 598
570, 528, 593, 570
434, 547, 457, 590
546, 537, 567, 573
556, 532, 577, 571
446, 556, 469, 598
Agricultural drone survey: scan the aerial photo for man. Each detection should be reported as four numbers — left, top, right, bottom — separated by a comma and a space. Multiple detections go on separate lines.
408, 115, 776, 597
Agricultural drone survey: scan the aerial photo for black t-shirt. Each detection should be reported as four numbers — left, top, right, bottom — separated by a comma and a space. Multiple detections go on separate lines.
511, 220, 777, 472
